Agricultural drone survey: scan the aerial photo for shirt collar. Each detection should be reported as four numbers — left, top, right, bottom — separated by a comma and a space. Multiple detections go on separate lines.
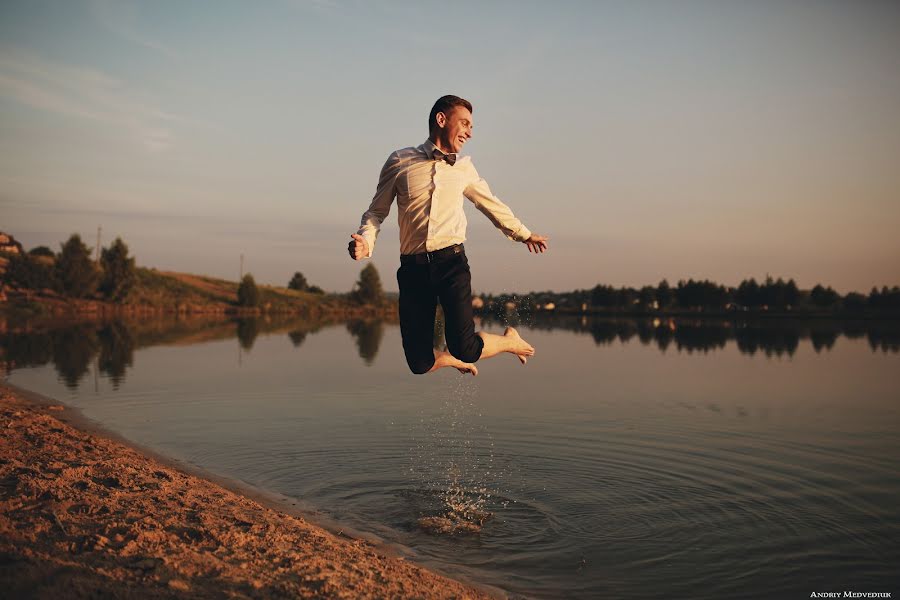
422, 138, 458, 161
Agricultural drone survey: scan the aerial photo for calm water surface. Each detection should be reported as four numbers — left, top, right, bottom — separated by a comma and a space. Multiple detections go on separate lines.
4, 317, 900, 599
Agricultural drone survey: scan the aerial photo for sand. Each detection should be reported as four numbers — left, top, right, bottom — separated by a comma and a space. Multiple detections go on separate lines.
0, 385, 495, 599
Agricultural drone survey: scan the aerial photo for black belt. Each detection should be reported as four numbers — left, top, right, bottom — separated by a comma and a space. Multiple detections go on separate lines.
400, 243, 464, 265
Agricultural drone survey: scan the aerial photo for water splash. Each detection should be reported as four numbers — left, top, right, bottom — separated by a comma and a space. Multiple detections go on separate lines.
407, 291, 535, 534
408, 375, 506, 534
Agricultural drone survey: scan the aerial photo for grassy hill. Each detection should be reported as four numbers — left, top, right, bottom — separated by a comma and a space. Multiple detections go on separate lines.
2, 267, 395, 319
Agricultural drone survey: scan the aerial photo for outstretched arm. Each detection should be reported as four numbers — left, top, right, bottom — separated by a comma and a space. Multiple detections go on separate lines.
463, 163, 549, 255
349, 152, 399, 260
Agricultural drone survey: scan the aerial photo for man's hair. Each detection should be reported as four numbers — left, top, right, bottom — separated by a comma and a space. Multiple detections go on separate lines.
429, 95, 473, 133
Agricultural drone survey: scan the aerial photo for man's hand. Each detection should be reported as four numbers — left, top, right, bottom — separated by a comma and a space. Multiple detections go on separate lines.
524, 234, 549, 254
348, 234, 369, 260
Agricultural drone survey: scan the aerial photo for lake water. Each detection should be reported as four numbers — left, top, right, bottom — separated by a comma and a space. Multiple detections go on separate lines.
4, 316, 900, 598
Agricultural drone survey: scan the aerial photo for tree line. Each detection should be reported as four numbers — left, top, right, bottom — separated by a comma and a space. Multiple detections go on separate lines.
237, 263, 384, 307
480, 276, 900, 314
3, 234, 136, 301
11, 233, 889, 314
1, 232, 386, 308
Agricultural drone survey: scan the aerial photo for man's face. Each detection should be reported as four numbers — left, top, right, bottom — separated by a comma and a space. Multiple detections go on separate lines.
436, 105, 473, 154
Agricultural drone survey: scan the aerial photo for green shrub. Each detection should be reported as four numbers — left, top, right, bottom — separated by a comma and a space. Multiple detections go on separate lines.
237, 274, 259, 307
288, 271, 308, 291
352, 263, 383, 305
28, 245, 55, 258
99, 237, 136, 301
3, 253, 57, 290
55, 234, 100, 298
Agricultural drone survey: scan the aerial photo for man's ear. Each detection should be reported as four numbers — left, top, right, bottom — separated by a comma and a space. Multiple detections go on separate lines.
435, 111, 447, 128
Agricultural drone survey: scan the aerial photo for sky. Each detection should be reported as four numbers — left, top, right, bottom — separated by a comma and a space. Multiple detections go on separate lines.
2, 0, 899, 294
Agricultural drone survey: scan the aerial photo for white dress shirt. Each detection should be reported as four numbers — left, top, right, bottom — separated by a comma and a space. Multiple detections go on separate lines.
356, 139, 532, 257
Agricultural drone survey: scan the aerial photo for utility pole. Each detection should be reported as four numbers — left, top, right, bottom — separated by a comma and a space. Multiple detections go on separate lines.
95, 226, 102, 263
239, 254, 244, 280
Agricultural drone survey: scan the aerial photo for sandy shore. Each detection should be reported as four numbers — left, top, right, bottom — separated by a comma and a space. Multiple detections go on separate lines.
0, 385, 495, 599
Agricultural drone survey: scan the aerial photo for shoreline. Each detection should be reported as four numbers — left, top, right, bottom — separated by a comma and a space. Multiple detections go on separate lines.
0, 382, 500, 599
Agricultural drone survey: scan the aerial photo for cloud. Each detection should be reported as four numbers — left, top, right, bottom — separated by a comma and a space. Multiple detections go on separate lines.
88, 0, 180, 60
0, 48, 176, 152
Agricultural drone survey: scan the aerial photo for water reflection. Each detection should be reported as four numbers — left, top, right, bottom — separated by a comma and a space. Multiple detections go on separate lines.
3, 313, 899, 600
1, 315, 339, 390
489, 314, 900, 357
1, 315, 898, 390
51, 325, 98, 389
346, 320, 384, 365
97, 321, 135, 389
236, 318, 261, 351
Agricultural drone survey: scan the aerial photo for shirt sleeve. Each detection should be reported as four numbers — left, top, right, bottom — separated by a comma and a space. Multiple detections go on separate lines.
356, 152, 400, 258
463, 161, 532, 242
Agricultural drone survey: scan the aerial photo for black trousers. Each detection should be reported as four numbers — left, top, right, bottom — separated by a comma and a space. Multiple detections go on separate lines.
397, 249, 484, 374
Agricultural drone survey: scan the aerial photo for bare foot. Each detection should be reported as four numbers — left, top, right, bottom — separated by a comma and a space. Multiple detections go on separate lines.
456, 363, 478, 376
430, 350, 478, 376
504, 327, 534, 365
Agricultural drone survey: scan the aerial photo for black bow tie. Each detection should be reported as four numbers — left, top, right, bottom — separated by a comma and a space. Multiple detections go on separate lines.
433, 150, 457, 166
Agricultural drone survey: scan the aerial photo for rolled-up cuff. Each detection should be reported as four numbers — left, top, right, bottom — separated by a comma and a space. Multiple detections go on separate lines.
509, 225, 532, 243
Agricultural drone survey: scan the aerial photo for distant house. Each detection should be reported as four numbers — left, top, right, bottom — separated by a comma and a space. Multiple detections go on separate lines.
0, 232, 23, 255
540, 302, 556, 311
0, 232, 24, 279
471, 296, 484, 309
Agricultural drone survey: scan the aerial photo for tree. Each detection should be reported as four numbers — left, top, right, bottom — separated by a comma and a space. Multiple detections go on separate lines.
869, 285, 900, 310
843, 292, 866, 311
56, 234, 100, 298
736, 278, 761, 307
28, 245, 55, 258
756, 276, 797, 309
3, 253, 56, 290
591, 284, 615, 307
99, 237, 136, 301
638, 285, 656, 308
810, 284, 839, 308
656, 279, 673, 309
353, 263, 384, 305
288, 271, 308, 291
307, 285, 324, 295
785, 278, 799, 307
613, 287, 638, 308
237, 274, 260, 307
675, 279, 728, 309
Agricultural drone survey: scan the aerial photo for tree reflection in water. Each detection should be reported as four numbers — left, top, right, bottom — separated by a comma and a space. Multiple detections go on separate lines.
483, 314, 900, 357
288, 330, 307, 347
97, 321, 135, 389
235, 318, 260, 351
51, 324, 100, 389
346, 320, 384, 365
1, 316, 898, 390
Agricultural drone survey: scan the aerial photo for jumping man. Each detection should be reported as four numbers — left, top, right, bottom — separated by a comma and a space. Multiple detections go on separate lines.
348, 95, 549, 376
